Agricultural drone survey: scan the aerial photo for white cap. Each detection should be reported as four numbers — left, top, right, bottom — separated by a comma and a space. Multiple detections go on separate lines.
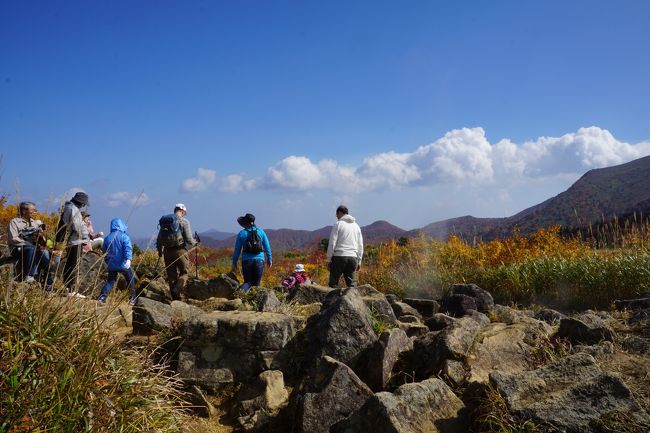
294, 264, 305, 272
175, 203, 187, 212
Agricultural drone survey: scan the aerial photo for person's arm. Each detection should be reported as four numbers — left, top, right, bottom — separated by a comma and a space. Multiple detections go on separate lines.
356, 225, 364, 269
231, 232, 242, 271
8, 219, 23, 247
262, 229, 272, 267
326, 223, 338, 263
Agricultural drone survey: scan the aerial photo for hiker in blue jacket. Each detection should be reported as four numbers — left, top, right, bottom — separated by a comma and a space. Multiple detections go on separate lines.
98, 218, 137, 304
230, 213, 272, 291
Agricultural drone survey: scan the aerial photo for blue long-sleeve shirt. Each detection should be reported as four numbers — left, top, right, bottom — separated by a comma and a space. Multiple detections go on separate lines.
232, 226, 272, 266
102, 218, 133, 271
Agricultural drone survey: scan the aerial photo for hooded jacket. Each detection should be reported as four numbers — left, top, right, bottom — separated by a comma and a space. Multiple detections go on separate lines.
55, 201, 89, 246
102, 218, 133, 271
327, 214, 364, 263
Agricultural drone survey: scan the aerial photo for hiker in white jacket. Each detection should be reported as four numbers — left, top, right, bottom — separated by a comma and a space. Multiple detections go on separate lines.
327, 205, 363, 288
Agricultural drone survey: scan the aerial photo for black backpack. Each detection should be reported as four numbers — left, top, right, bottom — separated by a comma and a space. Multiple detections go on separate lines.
244, 227, 263, 254
158, 214, 184, 247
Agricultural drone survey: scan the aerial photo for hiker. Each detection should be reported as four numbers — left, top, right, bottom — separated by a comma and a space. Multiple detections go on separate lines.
7, 201, 54, 288
156, 203, 197, 301
327, 205, 363, 288
54, 191, 90, 296
81, 211, 104, 253
281, 263, 312, 289
230, 213, 272, 291
98, 218, 136, 304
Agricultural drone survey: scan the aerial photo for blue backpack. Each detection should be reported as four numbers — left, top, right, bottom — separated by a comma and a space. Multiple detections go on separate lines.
158, 214, 184, 247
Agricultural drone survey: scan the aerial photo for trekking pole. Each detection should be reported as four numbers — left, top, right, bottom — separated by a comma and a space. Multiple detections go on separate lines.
194, 231, 201, 279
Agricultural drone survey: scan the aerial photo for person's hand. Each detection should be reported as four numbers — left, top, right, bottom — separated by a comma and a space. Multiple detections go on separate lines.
356, 264, 361, 272
97, 231, 104, 237
267, 262, 272, 269
327, 262, 331, 270
158, 250, 163, 258
230, 265, 237, 274
124, 259, 131, 269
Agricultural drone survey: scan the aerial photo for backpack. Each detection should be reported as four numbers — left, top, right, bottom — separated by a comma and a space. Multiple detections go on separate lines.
244, 227, 263, 254
158, 214, 184, 247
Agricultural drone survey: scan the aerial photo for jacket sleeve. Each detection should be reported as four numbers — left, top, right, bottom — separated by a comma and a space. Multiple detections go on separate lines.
55, 206, 71, 243
356, 225, 364, 264
262, 230, 272, 264
181, 219, 197, 247
124, 234, 133, 261
8, 219, 22, 247
326, 223, 338, 261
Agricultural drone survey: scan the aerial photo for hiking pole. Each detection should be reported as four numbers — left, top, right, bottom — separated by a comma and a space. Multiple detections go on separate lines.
194, 231, 201, 279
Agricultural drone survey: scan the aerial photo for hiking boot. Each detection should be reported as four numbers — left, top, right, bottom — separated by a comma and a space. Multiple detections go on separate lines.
44, 285, 54, 294
128, 296, 137, 306
98, 294, 107, 303
67, 290, 87, 299
25, 276, 36, 283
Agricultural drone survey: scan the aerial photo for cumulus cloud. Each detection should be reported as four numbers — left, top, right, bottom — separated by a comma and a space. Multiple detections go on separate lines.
182, 126, 650, 195
107, 191, 150, 208
180, 168, 217, 192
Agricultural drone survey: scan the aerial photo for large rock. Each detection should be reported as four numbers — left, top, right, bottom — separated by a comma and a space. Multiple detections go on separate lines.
331, 378, 467, 433
184, 274, 239, 300
287, 284, 335, 304
290, 356, 374, 433
557, 312, 616, 345
490, 353, 650, 432
356, 328, 413, 392
76, 251, 108, 296
132, 297, 204, 335
409, 316, 485, 381
441, 283, 494, 317
178, 310, 302, 385
466, 318, 552, 384
402, 297, 439, 318
302, 287, 378, 371
236, 370, 290, 432
390, 301, 422, 320
356, 284, 398, 325
253, 288, 282, 312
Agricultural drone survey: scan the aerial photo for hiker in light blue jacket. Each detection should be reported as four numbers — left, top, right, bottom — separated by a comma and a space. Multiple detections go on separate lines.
98, 218, 137, 304
230, 213, 272, 291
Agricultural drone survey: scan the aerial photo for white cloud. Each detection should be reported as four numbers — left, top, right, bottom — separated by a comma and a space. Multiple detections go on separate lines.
181, 168, 217, 192
182, 126, 650, 196
107, 191, 150, 208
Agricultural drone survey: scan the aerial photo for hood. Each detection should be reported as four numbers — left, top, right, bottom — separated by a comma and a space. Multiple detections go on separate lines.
110, 218, 128, 232
340, 214, 356, 224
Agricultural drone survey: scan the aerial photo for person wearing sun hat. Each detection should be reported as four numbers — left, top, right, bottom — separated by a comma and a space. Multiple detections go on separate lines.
54, 191, 91, 295
230, 213, 272, 292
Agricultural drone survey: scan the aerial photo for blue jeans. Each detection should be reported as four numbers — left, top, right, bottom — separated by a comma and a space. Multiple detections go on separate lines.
100, 268, 136, 298
242, 259, 265, 289
36, 249, 58, 286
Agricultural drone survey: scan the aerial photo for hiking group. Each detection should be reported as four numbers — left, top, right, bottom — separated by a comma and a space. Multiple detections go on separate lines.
5, 192, 364, 303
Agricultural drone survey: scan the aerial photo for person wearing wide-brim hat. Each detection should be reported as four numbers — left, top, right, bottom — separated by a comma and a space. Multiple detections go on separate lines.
230, 213, 272, 291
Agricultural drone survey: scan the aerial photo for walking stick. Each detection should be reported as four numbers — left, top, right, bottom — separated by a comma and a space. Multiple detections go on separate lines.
194, 231, 201, 279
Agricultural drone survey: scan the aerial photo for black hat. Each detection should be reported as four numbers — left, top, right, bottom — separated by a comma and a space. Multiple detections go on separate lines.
71, 192, 89, 206
237, 213, 255, 227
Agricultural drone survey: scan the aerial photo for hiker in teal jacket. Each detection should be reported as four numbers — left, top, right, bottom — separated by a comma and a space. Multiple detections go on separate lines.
98, 218, 137, 304
230, 213, 272, 291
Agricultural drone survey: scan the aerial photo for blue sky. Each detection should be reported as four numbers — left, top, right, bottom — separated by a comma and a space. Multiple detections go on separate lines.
2, 1, 650, 240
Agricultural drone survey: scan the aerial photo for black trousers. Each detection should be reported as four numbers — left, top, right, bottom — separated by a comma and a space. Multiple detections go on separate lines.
63, 244, 82, 290
328, 256, 358, 288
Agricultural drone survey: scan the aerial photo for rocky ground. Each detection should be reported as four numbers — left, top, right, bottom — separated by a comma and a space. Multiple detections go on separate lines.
65, 274, 650, 432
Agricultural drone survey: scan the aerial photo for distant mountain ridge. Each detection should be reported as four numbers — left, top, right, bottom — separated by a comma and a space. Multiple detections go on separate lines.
138, 155, 650, 251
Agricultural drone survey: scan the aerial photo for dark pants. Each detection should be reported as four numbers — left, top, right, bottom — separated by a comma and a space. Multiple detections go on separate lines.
36, 249, 58, 286
242, 259, 265, 290
11, 245, 37, 279
100, 268, 136, 298
163, 246, 190, 300
328, 256, 358, 288
62, 244, 83, 290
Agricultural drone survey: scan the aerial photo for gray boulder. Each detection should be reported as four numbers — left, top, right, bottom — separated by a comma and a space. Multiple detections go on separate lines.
184, 274, 239, 300
287, 283, 335, 304
557, 312, 616, 345
403, 297, 440, 318
290, 356, 373, 433
178, 310, 302, 384
356, 328, 413, 392
396, 320, 430, 337
132, 297, 204, 335
331, 378, 467, 433
490, 353, 650, 432
236, 370, 290, 432
76, 251, 108, 297
534, 308, 566, 325
441, 283, 494, 316
425, 313, 458, 331
253, 288, 282, 312
391, 301, 422, 320
622, 336, 650, 355
356, 284, 398, 325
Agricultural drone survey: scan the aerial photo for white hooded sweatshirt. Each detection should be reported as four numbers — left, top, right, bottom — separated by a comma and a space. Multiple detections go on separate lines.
327, 214, 364, 263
